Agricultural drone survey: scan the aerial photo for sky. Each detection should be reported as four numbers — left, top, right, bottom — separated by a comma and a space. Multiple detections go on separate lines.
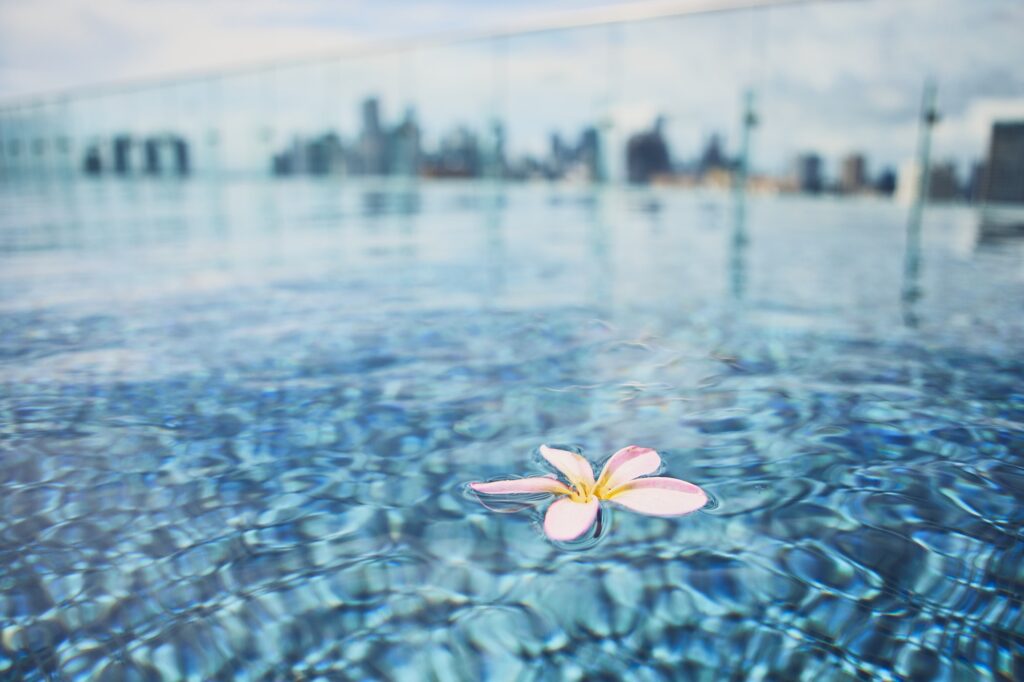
1, 0, 1022, 176
0, 0, 650, 97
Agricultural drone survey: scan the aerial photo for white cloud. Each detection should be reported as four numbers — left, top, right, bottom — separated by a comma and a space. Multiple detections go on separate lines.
934, 97, 1024, 163
0, 0, 641, 97
0, 0, 372, 96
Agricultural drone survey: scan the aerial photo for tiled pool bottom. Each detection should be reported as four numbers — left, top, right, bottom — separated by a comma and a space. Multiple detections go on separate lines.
1, 180, 1023, 680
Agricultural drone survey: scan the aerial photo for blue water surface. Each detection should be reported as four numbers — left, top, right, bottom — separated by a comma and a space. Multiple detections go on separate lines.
1, 179, 1023, 681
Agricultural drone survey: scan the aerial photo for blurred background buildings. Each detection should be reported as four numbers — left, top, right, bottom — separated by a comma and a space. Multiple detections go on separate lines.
0, 0, 1022, 206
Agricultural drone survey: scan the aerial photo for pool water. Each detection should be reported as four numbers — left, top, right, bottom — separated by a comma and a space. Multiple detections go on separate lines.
1, 179, 1022, 681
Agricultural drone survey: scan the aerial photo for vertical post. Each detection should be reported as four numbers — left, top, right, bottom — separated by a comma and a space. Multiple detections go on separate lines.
486, 36, 508, 182
902, 79, 938, 326
206, 75, 222, 180
394, 50, 417, 181
0, 106, 8, 181
730, 89, 757, 301
597, 23, 622, 185
261, 67, 277, 178
56, 96, 72, 182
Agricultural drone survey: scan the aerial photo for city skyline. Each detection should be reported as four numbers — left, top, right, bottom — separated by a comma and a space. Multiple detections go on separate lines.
66, 92, 1020, 205
2, 0, 1023, 176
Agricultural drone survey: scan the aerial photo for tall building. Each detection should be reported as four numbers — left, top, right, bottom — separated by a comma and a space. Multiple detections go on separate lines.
79, 134, 190, 178
968, 162, 986, 203
476, 120, 505, 179
794, 153, 823, 193
927, 162, 960, 201
840, 153, 867, 194
389, 107, 422, 177
171, 137, 190, 176
896, 160, 961, 203
875, 167, 897, 195
577, 126, 601, 181
430, 126, 480, 178
895, 161, 921, 203
698, 133, 727, 174
359, 97, 386, 175
549, 132, 568, 178
113, 135, 132, 175
625, 117, 671, 184
980, 121, 1024, 204
306, 133, 343, 176
271, 133, 344, 176
83, 145, 102, 175
144, 139, 161, 175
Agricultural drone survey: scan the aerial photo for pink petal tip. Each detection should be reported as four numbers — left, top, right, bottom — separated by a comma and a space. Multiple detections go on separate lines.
597, 445, 662, 492
607, 476, 707, 516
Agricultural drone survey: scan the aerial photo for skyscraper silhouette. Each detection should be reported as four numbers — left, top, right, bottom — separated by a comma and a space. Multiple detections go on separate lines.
981, 121, 1024, 203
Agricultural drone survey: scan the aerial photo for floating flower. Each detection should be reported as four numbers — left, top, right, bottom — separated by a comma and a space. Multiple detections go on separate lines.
469, 445, 707, 541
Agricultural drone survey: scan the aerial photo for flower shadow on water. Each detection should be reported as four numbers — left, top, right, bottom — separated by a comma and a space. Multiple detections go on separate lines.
461, 483, 612, 551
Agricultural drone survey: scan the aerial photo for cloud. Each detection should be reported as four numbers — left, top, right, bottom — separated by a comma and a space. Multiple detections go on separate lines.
0, 0, 640, 97
934, 97, 1024, 163
0, 0, 372, 96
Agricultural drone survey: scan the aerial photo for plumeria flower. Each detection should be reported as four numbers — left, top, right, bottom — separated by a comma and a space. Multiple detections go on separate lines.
470, 445, 707, 541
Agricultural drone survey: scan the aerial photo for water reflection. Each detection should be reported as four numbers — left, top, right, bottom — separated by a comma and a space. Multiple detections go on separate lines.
587, 188, 612, 315
483, 182, 506, 303
733, 91, 757, 303
977, 206, 1024, 248
2, 178, 1015, 333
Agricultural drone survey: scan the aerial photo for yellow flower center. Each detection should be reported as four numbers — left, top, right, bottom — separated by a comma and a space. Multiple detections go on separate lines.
569, 480, 615, 504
